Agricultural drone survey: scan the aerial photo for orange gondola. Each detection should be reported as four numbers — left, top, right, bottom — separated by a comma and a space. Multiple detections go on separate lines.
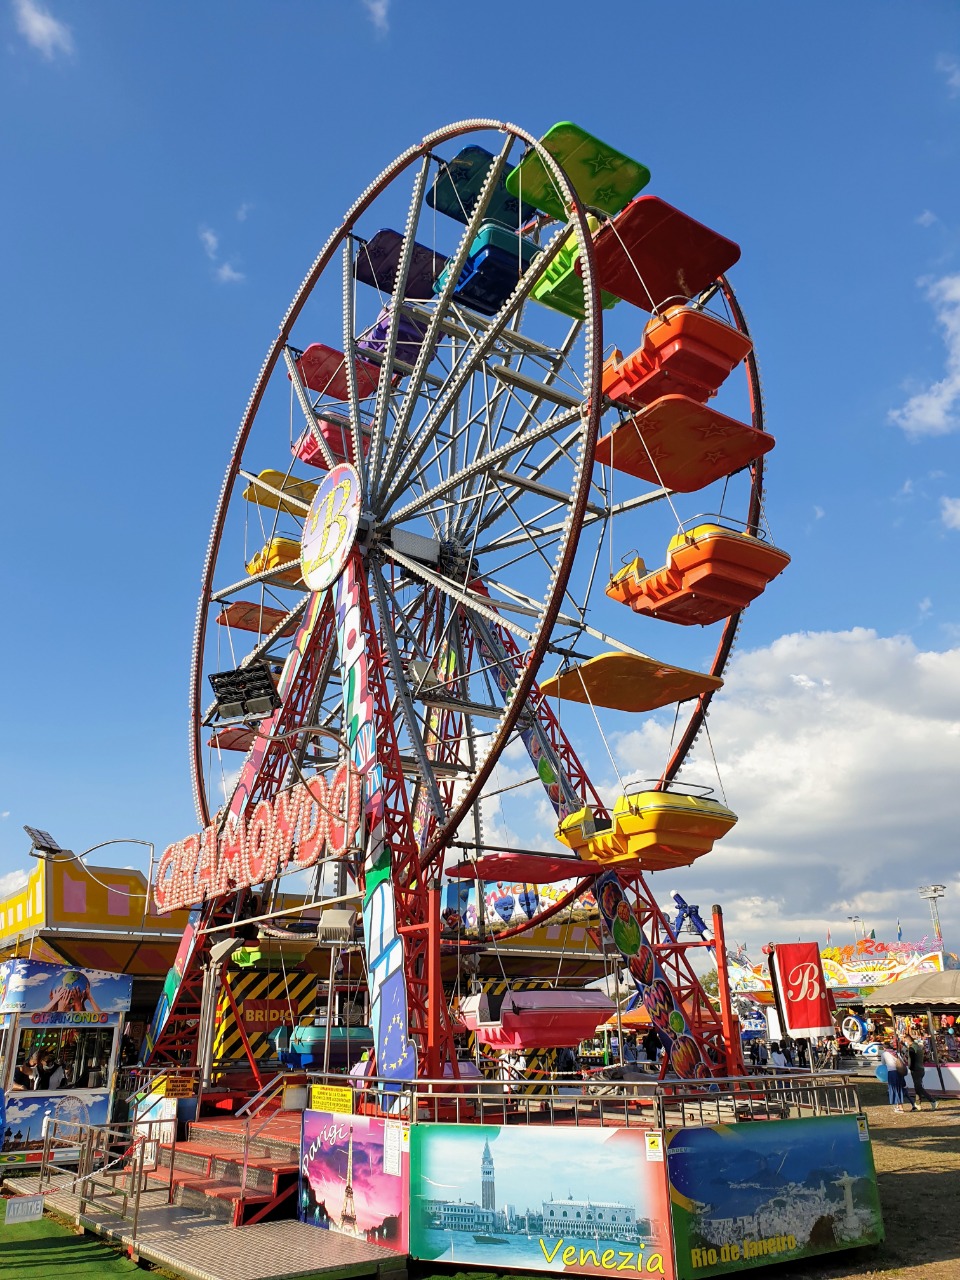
606, 522, 791, 626
602, 306, 753, 409
595, 394, 776, 492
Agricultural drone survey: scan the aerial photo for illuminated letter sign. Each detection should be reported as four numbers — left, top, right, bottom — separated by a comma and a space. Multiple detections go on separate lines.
152, 764, 363, 914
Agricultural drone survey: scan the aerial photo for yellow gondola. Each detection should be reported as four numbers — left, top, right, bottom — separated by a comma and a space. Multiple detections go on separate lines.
245, 537, 304, 587
556, 789, 737, 871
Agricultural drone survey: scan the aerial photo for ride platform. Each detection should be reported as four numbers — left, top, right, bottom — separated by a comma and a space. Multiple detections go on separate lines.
5, 1171, 403, 1280
505, 121, 650, 222
242, 469, 318, 514
207, 725, 258, 753
245, 538, 304, 587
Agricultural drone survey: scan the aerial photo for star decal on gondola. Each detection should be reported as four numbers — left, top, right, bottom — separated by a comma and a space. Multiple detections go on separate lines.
592, 184, 621, 208
581, 150, 619, 178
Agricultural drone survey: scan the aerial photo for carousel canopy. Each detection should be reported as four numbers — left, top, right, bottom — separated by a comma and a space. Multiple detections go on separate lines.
865, 968, 960, 1011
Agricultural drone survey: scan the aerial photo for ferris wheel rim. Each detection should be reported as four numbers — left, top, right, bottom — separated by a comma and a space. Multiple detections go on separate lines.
190, 118, 606, 830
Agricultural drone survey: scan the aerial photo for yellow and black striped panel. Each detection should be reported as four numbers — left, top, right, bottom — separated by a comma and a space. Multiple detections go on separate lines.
213, 967, 318, 1064
459, 979, 562, 1096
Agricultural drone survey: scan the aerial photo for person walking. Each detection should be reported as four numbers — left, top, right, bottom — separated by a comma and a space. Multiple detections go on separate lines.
903, 1035, 938, 1111
881, 1041, 911, 1113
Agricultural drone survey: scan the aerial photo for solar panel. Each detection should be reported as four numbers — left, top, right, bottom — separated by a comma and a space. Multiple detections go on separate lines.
23, 825, 62, 854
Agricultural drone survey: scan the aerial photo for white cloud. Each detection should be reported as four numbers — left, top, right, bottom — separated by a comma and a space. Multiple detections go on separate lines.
607, 628, 960, 955
1, 810, 9, 818
198, 226, 219, 260
919, 596, 932, 616
5, 1101, 41, 1121
12, 0, 72, 59
942, 496, 960, 529
361, 0, 389, 33
236, 202, 253, 222
215, 262, 245, 284
812, 505, 825, 520
889, 274, 960, 438
937, 53, 960, 97
0, 869, 27, 896
915, 210, 938, 228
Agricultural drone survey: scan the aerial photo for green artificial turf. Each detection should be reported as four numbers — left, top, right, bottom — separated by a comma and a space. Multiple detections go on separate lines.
0, 1210, 141, 1278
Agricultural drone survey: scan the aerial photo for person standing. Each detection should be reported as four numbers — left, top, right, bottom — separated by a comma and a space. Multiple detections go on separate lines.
903, 1035, 938, 1111
881, 1041, 911, 1113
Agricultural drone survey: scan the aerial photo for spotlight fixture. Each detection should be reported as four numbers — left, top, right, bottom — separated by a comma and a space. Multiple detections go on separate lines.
208, 660, 282, 722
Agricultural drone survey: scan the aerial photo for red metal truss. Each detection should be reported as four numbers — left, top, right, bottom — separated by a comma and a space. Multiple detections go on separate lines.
228, 600, 337, 819
354, 564, 459, 1077
624, 872, 739, 1074
467, 608, 735, 1075
145, 600, 338, 1068
468, 605, 607, 820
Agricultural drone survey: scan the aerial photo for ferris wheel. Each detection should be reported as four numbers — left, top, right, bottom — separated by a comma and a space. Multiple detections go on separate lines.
174, 118, 788, 1083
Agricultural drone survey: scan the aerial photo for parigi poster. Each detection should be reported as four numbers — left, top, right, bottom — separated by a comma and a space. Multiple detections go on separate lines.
666, 1115, 884, 1278
410, 1123, 675, 1277
300, 1110, 408, 1252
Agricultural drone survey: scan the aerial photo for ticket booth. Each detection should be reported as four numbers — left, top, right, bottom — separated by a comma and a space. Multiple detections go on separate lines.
0, 958, 132, 1167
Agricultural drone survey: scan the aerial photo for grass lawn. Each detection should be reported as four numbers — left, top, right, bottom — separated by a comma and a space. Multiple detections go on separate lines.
0, 1209, 141, 1279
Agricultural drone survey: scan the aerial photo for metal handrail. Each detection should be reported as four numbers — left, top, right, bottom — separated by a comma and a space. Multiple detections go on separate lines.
302, 1066, 863, 1129
38, 1114, 176, 1230
237, 1070, 308, 1197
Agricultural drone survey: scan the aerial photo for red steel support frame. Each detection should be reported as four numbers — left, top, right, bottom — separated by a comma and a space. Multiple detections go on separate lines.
145, 605, 337, 1068
481, 614, 729, 1075
711, 903, 744, 1075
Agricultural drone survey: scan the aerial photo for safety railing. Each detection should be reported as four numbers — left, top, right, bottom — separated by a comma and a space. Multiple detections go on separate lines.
236, 1069, 308, 1198
303, 1067, 863, 1129
38, 1114, 178, 1240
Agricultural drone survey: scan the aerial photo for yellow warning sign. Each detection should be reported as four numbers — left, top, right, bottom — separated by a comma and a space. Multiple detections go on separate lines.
163, 1074, 196, 1098
309, 1084, 354, 1115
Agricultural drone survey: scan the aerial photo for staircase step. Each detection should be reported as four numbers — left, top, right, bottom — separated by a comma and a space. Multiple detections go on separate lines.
157, 1143, 214, 1175
210, 1156, 299, 1192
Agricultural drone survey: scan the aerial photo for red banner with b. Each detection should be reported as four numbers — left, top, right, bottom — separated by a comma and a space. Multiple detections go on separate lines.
769, 942, 834, 1038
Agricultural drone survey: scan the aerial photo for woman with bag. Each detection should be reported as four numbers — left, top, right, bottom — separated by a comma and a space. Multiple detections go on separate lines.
881, 1041, 913, 1113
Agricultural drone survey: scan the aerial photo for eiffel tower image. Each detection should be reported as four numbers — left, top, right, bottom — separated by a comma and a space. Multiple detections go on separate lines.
338, 1126, 361, 1236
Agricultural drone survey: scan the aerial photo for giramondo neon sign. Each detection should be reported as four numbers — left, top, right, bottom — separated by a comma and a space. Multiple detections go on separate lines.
152, 765, 363, 914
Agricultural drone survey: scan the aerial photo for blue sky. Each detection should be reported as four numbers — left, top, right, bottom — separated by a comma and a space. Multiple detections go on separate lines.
1, 1, 959, 957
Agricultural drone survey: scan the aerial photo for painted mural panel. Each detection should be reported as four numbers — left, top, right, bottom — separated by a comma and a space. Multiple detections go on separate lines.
300, 1109, 409, 1252
410, 1123, 675, 1277
0, 959, 132, 1014
666, 1115, 884, 1278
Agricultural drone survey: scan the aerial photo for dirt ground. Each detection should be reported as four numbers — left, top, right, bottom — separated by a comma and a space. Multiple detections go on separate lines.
741, 1079, 960, 1279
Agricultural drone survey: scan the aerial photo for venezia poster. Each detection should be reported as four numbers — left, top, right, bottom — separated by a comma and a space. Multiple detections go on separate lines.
299, 1110, 408, 1252
409, 1123, 675, 1277
666, 1115, 884, 1278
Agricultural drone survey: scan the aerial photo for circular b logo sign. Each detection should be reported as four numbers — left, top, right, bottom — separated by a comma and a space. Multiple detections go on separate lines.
300, 462, 362, 591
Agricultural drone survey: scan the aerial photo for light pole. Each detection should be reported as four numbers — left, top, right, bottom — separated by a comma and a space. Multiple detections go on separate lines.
847, 914, 864, 942
918, 885, 946, 945
26, 829, 156, 928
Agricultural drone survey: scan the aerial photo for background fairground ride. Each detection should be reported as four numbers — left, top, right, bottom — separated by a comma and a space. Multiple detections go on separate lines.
139, 117, 793, 1093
